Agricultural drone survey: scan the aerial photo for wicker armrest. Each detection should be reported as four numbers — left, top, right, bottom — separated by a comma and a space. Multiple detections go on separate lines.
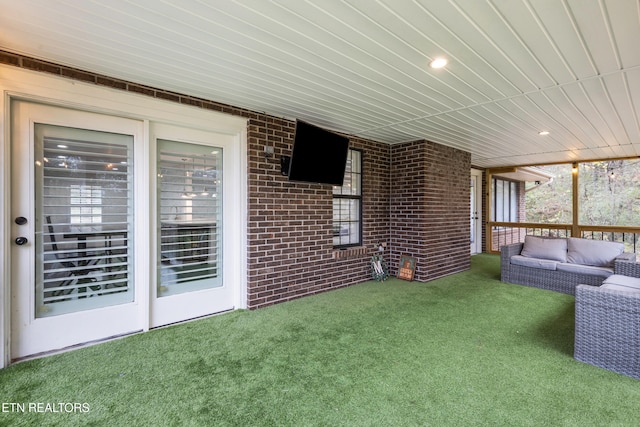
500, 243, 523, 282
614, 258, 640, 277
500, 242, 523, 259
616, 252, 637, 262
576, 283, 640, 311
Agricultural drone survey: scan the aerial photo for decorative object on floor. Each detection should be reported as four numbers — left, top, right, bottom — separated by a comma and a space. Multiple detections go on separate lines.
370, 253, 389, 281
398, 254, 416, 281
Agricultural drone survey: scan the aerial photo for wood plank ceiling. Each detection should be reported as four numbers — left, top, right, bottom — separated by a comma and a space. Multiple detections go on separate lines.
1, 0, 639, 168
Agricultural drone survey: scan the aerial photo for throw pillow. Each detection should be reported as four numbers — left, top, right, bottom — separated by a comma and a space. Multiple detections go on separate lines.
520, 236, 568, 262
567, 237, 624, 267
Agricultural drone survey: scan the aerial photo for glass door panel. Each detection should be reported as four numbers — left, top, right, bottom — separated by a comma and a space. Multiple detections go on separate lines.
470, 170, 482, 254
35, 124, 134, 317
470, 177, 475, 245
157, 140, 222, 296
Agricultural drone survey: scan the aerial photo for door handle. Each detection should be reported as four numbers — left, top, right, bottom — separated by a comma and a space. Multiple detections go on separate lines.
15, 237, 28, 245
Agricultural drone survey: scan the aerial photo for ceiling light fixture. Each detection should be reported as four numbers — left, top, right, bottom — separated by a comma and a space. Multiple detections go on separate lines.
430, 57, 448, 69
538, 131, 550, 136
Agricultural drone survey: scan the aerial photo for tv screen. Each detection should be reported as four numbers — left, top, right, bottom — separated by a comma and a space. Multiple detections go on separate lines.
287, 120, 350, 185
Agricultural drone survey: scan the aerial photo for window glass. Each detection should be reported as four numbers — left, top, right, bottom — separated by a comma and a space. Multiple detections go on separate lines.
578, 160, 640, 226
36, 124, 133, 317
333, 149, 362, 247
70, 185, 102, 224
492, 178, 518, 223
524, 164, 573, 224
157, 140, 222, 296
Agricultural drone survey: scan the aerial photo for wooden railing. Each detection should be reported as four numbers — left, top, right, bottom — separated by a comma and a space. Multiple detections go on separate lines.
488, 222, 640, 255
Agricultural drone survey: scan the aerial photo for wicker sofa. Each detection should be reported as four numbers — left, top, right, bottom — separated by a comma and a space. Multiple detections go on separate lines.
574, 260, 640, 380
500, 236, 636, 295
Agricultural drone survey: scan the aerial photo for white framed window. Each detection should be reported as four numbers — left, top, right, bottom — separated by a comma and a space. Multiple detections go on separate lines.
492, 178, 518, 223
333, 149, 362, 247
70, 184, 102, 224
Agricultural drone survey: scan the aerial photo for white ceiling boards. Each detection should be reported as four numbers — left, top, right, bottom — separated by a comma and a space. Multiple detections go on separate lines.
1, 0, 639, 168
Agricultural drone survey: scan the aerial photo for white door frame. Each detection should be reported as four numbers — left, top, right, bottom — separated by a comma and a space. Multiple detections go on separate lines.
10, 101, 147, 359
0, 65, 247, 367
470, 169, 483, 254
150, 123, 240, 327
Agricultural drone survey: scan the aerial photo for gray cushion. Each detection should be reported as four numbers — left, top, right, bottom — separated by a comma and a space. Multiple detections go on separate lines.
567, 238, 624, 267
510, 255, 558, 270
520, 236, 567, 262
602, 274, 640, 291
600, 283, 640, 292
556, 262, 613, 278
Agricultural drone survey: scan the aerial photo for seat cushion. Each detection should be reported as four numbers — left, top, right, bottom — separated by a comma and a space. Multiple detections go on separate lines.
600, 283, 640, 292
520, 236, 567, 262
510, 255, 558, 270
556, 262, 613, 278
602, 274, 640, 291
567, 237, 624, 267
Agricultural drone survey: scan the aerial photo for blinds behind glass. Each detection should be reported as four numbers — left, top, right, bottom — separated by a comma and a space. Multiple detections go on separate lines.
158, 140, 222, 296
36, 125, 134, 316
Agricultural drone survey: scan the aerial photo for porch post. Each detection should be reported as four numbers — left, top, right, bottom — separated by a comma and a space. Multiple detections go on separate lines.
572, 162, 579, 237
485, 170, 492, 253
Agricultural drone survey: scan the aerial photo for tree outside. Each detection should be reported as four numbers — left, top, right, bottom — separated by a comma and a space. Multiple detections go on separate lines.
524, 160, 640, 227
578, 160, 640, 226
524, 164, 572, 224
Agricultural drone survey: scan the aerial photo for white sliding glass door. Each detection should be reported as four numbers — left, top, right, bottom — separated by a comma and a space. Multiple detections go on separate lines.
150, 124, 235, 327
6, 75, 246, 363
10, 102, 143, 359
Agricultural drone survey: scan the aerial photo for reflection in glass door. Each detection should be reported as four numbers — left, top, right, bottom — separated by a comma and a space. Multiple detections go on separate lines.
35, 125, 134, 317
157, 140, 222, 296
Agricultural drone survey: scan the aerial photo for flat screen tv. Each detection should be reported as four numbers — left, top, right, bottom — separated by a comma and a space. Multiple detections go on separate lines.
287, 120, 350, 185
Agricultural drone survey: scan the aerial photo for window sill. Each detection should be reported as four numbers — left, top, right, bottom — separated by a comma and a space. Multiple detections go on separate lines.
332, 246, 368, 259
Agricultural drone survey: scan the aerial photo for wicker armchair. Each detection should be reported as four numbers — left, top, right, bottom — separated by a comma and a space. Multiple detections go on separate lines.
574, 260, 640, 380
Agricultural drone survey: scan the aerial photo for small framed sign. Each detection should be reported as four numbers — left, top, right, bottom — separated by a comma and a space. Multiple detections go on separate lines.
398, 254, 416, 281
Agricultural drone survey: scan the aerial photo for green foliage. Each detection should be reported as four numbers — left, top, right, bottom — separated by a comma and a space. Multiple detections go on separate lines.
578, 160, 640, 226
524, 160, 640, 226
524, 164, 573, 223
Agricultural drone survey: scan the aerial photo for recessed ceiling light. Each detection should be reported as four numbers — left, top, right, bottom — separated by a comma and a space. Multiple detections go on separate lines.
538, 131, 550, 136
430, 57, 448, 69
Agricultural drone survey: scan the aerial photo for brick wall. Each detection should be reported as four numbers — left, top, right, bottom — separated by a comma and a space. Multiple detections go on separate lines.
247, 116, 391, 308
391, 140, 471, 281
389, 140, 428, 279
1, 50, 477, 308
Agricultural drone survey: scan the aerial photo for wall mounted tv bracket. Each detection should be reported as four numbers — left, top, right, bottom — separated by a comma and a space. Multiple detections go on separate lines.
280, 155, 291, 176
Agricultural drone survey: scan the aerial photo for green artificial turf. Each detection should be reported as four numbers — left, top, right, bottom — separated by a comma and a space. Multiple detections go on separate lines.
1, 254, 639, 426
